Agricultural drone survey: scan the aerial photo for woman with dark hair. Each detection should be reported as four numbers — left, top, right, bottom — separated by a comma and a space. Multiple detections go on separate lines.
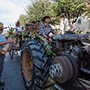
39, 15, 55, 42
16, 21, 24, 32
15, 21, 24, 47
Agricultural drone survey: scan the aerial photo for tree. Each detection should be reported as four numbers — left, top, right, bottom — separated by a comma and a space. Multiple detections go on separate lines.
53, 0, 86, 25
18, 14, 27, 26
26, 0, 58, 24
84, 0, 90, 18
18, 0, 89, 28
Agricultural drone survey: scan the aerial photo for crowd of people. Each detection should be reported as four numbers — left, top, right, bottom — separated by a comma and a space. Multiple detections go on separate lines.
0, 15, 56, 88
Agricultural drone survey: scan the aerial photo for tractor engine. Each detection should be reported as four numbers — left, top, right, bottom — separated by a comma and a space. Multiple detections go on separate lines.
49, 33, 90, 84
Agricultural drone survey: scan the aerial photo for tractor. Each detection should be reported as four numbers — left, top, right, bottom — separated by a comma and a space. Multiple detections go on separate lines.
21, 28, 90, 90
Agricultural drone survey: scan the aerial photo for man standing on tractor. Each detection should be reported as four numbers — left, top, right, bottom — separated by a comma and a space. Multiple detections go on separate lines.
0, 22, 15, 87
39, 15, 55, 42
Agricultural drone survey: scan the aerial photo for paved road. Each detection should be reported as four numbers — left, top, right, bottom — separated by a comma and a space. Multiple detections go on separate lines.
0, 53, 26, 90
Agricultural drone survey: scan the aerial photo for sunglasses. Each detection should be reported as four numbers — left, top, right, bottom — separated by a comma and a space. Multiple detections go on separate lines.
0, 28, 3, 30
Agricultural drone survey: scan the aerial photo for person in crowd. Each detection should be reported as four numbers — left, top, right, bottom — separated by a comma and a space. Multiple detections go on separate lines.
16, 21, 24, 47
39, 15, 55, 42
0, 22, 15, 86
16, 21, 24, 32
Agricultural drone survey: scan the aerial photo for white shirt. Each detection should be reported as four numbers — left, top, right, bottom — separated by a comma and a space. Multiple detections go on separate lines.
16, 25, 23, 31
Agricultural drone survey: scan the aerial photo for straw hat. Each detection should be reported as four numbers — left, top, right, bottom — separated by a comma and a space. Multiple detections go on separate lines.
0, 22, 7, 30
41, 15, 50, 22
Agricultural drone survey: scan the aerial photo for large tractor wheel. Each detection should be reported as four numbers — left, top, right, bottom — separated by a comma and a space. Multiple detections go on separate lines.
21, 40, 49, 90
49, 54, 78, 83
49, 54, 85, 90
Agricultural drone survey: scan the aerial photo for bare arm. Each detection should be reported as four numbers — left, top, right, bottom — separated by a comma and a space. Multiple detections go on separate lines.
0, 40, 15, 46
42, 34, 48, 39
0, 41, 8, 46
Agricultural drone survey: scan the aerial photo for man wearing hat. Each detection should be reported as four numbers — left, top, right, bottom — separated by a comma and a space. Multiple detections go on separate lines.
0, 22, 14, 86
39, 15, 55, 42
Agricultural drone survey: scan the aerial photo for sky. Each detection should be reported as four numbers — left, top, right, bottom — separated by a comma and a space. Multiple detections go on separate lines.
0, 0, 31, 27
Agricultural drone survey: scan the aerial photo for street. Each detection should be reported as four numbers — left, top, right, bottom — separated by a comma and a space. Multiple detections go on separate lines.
0, 53, 26, 90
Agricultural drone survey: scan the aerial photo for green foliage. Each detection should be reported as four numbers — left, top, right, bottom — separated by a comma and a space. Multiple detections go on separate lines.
84, 0, 90, 18
26, 0, 57, 23
18, 0, 90, 25
53, 0, 85, 19
18, 14, 27, 26
18, 0, 59, 24
38, 36, 56, 57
